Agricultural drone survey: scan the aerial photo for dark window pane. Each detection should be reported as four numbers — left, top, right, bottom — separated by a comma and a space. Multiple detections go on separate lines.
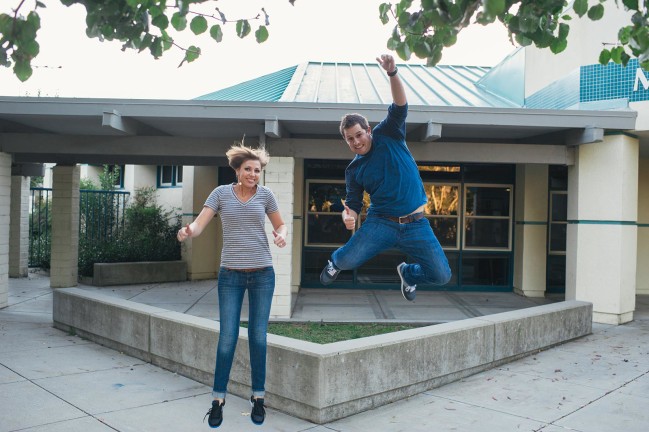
549, 223, 567, 252
465, 218, 509, 248
464, 164, 515, 183
551, 193, 567, 221
308, 183, 346, 213
307, 214, 350, 245
461, 255, 509, 285
549, 165, 568, 190
218, 166, 236, 186
161, 166, 173, 184
176, 166, 183, 184
547, 254, 566, 289
465, 187, 511, 217
424, 184, 459, 216
427, 217, 458, 248
356, 251, 405, 284
304, 159, 347, 178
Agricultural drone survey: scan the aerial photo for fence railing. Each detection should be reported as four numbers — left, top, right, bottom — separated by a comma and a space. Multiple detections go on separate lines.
29, 188, 130, 268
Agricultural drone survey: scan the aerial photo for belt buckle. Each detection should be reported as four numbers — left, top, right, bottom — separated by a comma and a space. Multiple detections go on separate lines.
398, 215, 409, 224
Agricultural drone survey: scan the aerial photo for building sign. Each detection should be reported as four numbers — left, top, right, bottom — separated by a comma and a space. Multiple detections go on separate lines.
580, 59, 649, 103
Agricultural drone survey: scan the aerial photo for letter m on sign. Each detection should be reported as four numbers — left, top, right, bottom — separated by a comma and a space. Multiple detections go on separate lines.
634, 68, 649, 91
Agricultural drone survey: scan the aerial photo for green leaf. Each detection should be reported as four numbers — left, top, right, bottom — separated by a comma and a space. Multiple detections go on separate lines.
36, 1, 46, 9
395, 41, 412, 61
210, 24, 223, 43
550, 38, 567, 54
185, 45, 200, 63
514, 32, 533, 47
0, 13, 13, 34
190, 15, 208, 35
139, 33, 153, 52
236, 20, 251, 38
171, 12, 187, 31
152, 14, 169, 30
598, 49, 611, 65
22, 39, 40, 57
587, 4, 604, 20
558, 23, 570, 40
573, 0, 588, 17
413, 40, 432, 58
484, 0, 506, 17
379, 3, 391, 25
610, 45, 624, 63
14, 59, 32, 82
618, 26, 632, 44
255, 25, 269, 43
622, 0, 639, 10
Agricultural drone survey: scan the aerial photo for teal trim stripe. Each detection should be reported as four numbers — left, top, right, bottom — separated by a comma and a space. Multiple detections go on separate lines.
516, 221, 546, 225
639, 223, 649, 228
182, 213, 200, 217
567, 220, 636, 225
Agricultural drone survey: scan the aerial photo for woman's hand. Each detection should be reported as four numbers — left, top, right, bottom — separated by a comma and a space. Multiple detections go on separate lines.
272, 230, 287, 248
177, 224, 192, 242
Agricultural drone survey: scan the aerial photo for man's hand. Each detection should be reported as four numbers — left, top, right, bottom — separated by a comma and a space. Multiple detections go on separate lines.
342, 205, 357, 231
376, 54, 396, 74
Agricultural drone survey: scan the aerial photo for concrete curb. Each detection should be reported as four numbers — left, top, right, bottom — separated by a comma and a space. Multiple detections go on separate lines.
53, 288, 592, 423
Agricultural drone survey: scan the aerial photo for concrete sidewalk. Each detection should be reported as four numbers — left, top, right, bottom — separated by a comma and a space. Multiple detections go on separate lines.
1, 274, 648, 431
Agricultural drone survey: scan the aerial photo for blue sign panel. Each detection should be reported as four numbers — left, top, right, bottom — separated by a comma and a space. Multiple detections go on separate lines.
581, 59, 649, 103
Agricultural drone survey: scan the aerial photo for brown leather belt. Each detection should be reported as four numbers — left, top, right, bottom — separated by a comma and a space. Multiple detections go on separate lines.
224, 267, 266, 273
381, 212, 425, 224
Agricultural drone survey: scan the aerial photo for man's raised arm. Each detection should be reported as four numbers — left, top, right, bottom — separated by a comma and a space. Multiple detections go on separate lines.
376, 54, 406, 106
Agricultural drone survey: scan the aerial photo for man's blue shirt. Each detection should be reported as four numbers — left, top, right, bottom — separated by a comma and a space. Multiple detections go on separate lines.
345, 103, 427, 217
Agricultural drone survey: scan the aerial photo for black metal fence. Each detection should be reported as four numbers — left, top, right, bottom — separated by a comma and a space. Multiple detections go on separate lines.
29, 188, 130, 268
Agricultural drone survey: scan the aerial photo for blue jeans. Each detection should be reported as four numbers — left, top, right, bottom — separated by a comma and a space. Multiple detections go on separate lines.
332, 215, 451, 286
212, 267, 275, 399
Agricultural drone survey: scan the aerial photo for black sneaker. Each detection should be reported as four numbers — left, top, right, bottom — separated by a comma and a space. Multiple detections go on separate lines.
203, 399, 224, 428
250, 396, 266, 425
320, 260, 341, 285
397, 262, 416, 301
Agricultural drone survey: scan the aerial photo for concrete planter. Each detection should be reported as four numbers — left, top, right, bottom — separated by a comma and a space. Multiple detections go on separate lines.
92, 260, 187, 286
53, 288, 592, 424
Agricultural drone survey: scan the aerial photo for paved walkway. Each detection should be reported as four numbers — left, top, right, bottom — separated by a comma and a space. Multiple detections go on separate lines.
1, 273, 648, 431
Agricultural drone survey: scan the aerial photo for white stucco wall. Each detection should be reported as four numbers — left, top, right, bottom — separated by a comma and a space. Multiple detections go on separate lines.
525, 4, 633, 97
638, 157, 649, 295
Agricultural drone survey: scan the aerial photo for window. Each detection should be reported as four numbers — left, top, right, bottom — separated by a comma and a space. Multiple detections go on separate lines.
548, 191, 567, 254
463, 184, 512, 250
423, 183, 460, 249
107, 164, 125, 188
305, 180, 352, 246
158, 165, 183, 187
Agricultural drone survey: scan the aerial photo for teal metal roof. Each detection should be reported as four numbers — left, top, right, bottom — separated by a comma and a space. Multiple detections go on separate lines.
195, 65, 297, 102
195, 62, 519, 108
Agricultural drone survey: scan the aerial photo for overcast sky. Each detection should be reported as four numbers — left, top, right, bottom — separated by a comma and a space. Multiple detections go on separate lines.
0, 0, 517, 100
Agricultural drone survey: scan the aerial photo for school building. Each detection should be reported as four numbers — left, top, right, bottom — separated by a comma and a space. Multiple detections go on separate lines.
0, 5, 647, 325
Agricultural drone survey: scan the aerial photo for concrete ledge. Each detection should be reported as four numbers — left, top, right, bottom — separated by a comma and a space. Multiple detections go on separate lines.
92, 260, 187, 286
53, 288, 592, 423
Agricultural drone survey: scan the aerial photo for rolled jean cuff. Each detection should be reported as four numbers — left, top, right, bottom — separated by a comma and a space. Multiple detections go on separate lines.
252, 390, 265, 398
212, 390, 226, 399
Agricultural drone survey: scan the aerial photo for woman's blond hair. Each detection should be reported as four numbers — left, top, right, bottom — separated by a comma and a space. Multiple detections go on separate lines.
226, 141, 270, 170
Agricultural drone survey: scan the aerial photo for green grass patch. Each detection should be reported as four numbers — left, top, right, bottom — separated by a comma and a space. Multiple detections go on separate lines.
241, 322, 421, 344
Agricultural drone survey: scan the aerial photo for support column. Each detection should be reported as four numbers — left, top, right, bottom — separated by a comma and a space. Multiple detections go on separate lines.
181, 166, 220, 280
9, 175, 29, 277
513, 164, 548, 298
0, 153, 11, 308
264, 156, 295, 318
637, 157, 649, 295
50, 165, 80, 288
566, 134, 638, 324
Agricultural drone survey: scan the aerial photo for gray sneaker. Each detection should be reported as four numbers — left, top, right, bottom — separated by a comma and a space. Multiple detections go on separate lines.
320, 260, 341, 285
397, 262, 416, 301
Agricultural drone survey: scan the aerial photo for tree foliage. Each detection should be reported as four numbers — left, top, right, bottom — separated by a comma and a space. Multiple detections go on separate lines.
2, 0, 648, 83
379, 0, 649, 69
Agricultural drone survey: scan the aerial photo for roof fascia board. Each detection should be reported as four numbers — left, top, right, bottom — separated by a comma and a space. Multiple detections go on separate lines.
0, 97, 637, 130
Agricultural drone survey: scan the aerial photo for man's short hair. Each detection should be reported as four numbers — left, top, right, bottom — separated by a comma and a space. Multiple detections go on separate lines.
339, 113, 369, 136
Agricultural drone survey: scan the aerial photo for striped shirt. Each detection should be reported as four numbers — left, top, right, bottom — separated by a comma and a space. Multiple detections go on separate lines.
204, 184, 279, 269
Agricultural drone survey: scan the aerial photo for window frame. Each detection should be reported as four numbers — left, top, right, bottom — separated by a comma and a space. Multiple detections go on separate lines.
462, 183, 513, 251
423, 181, 461, 250
304, 179, 350, 247
157, 165, 183, 188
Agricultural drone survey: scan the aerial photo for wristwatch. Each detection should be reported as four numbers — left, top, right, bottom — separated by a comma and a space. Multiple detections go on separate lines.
387, 67, 398, 77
